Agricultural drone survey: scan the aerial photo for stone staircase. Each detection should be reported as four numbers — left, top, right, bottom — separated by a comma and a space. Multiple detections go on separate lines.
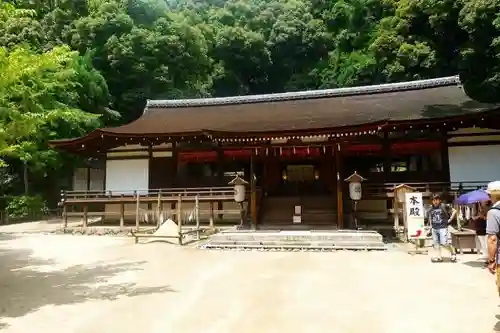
259, 195, 336, 226
200, 229, 386, 251
259, 196, 299, 225
301, 196, 337, 225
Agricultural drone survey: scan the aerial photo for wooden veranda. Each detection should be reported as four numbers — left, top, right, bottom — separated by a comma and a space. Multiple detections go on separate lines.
60, 181, 487, 231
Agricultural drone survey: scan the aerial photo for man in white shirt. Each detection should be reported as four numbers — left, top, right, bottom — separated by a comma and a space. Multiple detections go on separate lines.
484, 181, 500, 296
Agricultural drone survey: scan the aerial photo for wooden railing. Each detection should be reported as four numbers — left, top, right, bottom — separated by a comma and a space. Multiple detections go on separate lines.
364, 181, 487, 198
59, 186, 262, 234
62, 181, 487, 204
61, 186, 238, 204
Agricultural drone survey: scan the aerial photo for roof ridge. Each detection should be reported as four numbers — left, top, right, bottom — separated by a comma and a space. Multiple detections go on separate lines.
146, 75, 461, 109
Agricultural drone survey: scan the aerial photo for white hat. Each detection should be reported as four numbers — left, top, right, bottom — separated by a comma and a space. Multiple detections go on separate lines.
487, 181, 500, 194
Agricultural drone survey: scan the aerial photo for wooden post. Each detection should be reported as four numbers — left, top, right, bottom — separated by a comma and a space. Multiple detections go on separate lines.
177, 194, 183, 245
209, 201, 215, 229
63, 205, 68, 229
334, 143, 344, 229
119, 202, 125, 229
195, 195, 200, 240
86, 167, 91, 192
156, 191, 162, 227
119, 193, 124, 228
135, 191, 140, 231
393, 196, 399, 230
382, 131, 391, 180
382, 131, 392, 224
250, 154, 257, 229
402, 199, 408, 241
83, 205, 88, 230
61, 191, 68, 229
441, 132, 450, 183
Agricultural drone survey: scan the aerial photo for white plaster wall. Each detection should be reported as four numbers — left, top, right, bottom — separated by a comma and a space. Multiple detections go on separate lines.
449, 145, 500, 183
105, 159, 149, 194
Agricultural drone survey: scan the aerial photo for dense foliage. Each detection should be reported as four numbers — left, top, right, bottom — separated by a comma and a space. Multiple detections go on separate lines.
0, 0, 499, 210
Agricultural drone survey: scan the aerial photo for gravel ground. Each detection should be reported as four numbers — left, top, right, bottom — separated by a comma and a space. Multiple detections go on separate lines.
0, 234, 498, 333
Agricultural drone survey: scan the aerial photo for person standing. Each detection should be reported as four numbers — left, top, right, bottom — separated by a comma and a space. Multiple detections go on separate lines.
472, 201, 489, 262
425, 193, 457, 263
485, 181, 500, 295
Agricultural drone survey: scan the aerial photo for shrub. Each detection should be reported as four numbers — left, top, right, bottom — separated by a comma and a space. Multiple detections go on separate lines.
6, 195, 48, 219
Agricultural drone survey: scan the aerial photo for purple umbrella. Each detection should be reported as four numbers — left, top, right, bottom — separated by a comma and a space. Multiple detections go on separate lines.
455, 189, 489, 205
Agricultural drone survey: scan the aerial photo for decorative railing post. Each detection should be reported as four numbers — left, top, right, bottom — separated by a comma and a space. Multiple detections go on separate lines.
120, 194, 125, 229
156, 191, 162, 228
134, 190, 140, 231
195, 195, 200, 240
177, 194, 183, 245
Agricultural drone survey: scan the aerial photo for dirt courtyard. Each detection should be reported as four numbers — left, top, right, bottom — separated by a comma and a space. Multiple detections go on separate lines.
0, 234, 498, 333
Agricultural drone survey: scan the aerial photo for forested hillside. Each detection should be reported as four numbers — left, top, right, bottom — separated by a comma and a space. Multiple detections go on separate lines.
0, 0, 499, 215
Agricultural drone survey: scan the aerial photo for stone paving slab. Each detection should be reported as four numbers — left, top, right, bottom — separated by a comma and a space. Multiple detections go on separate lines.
0, 220, 77, 234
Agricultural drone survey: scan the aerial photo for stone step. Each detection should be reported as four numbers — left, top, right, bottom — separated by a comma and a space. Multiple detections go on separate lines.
201, 234, 386, 251
302, 209, 336, 214
202, 230, 386, 251
262, 209, 336, 216
209, 230, 384, 243
202, 244, 386, 251
206, 240, 385, 247
301, 214, 336, 219
257, 224, 338, 230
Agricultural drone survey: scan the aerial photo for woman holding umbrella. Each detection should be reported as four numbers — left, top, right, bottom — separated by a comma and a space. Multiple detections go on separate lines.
471, 200, 490, 262
456, 189, 490, 261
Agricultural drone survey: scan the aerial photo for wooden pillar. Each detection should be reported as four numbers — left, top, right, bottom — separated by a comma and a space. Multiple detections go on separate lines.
209, 201, 215, 229
250, 154, 257, 229
263, 144, 269, 194
334, 143, 344, 229
393, 194, 399, 232
441, 132, 450, 183
195, 195, 200, 240
86, 167, 91, 192
172, 141, 178, 186
119, 202, 125, 229
382, 131, 392, 223
324, 146, 334, 192
135, 191, 140, 231
156, 191, 162, 227
216, 148, 224, 219
177, 194, 183, 245
382, 131, 391, 180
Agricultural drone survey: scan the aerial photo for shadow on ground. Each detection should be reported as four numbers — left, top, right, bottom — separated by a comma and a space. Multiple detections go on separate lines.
493, 314, 500, 332
140, 236, 208, 246
0, 235, 174, 329
462, 260, 487, 268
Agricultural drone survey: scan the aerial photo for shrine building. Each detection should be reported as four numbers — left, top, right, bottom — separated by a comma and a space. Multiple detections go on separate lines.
50, 76, 500, 229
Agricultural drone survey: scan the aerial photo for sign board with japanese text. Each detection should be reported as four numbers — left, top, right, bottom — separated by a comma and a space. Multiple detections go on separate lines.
405, 192, 425, 239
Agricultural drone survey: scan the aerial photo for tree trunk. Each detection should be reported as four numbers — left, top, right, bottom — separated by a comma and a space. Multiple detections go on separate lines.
23, 160, 29, 195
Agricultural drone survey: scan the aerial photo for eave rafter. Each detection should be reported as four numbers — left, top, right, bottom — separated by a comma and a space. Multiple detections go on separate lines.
49, 107, 500, 155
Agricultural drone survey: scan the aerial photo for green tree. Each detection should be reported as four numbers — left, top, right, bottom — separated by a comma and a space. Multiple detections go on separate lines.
0, 45, 104, 194
69, 1, 212, 121
458, 0, 500, 102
